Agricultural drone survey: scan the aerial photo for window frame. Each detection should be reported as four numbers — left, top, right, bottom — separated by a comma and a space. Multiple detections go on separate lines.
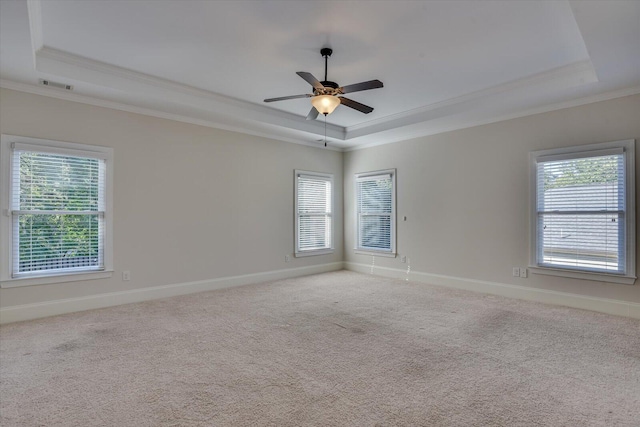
294, 170, 334, 257
354, 169, 397, 257
528, 139, 636, 285
0, 135, 114, 288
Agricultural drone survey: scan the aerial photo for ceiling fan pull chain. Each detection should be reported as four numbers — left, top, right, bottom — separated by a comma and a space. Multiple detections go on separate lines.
324, 116, 327, 147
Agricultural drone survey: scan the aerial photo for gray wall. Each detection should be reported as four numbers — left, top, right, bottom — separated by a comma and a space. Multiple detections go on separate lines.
1, 88, 638, 310
0, 89, 343, 307
344, 94, 640, 303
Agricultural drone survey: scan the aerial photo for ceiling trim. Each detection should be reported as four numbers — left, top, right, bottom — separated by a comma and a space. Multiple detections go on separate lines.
32, 44, 600, 145
4, 78, 637, 155
344, 84, 640, 151
345, 60, 598, 139
26, 0, 42, 67
26, 0, 603, 146
34, 47, 346, 141
0, 79, 343, 152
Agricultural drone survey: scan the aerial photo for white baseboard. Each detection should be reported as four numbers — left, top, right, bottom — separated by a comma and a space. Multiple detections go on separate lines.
4, 262, 637, 324
345, 262, 640, 320
0, 262, 344, 324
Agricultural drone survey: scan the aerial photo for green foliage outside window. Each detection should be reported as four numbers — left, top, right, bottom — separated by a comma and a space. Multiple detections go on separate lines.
544, 156, 619, 190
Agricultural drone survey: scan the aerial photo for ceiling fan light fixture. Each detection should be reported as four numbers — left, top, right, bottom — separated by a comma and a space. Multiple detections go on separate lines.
311, 95, 340, 115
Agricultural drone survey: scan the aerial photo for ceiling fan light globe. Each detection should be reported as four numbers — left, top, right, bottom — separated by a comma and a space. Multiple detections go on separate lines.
311, 95, 340, 115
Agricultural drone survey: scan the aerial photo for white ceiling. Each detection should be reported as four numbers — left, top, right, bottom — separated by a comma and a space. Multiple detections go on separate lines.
1, 0, 639, 150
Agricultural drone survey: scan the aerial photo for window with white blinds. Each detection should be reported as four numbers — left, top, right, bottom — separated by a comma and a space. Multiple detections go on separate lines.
295, 171, 333, 256
1, 137, 113, 283
355, 170, 396, 254
531, 140, 636, 283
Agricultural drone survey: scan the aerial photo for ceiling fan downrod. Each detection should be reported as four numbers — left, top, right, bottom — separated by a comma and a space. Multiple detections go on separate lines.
321, 47, 332, 82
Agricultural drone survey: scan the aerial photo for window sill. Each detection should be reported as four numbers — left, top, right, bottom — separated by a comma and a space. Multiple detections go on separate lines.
1, 270, 114, 288
529, 266, 636, 285
295, 249, 334, 258
354, 250, 396, 258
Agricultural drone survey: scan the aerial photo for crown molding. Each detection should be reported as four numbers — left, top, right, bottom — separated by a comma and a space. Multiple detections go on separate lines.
26, 0, 43, 68
0, 80, 345, 152
344, 59, 598, 140
344, 84, 640, 152
3, 79, 638, 154
34, 47, 346, 141
33, 45, 605, 148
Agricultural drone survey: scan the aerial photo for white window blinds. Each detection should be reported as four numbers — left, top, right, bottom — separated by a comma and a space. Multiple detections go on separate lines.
535, 149, 626, 274
11, 144, 106, 277
295, 171, 333, 255
356, 171, 395, 253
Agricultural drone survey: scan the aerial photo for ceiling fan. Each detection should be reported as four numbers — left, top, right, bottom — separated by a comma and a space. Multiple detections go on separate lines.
264, 48, 383, 120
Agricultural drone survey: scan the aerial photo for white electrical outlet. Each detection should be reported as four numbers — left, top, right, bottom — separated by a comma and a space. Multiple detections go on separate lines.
512, 267, 520, 277
122, 271, 131, 281
520, 268, 527, 278
401, 255, 407, 263
285, 255, 290, 262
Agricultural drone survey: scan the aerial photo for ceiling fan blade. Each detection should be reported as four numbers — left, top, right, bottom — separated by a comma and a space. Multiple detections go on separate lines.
296, 72, 324, 90
339, 97, 374, 114
264, 94, 312, 102
340, 79, 383, 94
306, 107, 319, 121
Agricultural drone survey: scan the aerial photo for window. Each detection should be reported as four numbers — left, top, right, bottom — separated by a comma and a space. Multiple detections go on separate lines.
355, 169, 396, 256
1, 136, 113, 287
530, 140, 635, 284
295, 170, 333, 256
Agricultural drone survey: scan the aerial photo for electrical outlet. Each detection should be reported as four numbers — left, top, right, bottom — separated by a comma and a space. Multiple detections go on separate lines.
122, 271, 131, 281
401, 255, 407, 263
520, 268, 527, 278
285, 255, 290, 262
512, 267, 520, 277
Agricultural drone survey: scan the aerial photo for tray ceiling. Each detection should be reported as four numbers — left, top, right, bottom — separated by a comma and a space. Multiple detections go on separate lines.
1, 0, 639, 150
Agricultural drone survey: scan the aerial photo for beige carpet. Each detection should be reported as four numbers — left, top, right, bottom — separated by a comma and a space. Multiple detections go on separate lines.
1, 271, 639, 426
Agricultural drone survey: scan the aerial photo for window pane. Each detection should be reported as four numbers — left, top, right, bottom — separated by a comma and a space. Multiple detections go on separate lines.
16, 213, 102, 273
359, 214, 391, 251
298, 177, 331, 214
539, 213, 622, 272
357, 178, 392, 213
537, 154, 624, 212
298, 215, 331, 250
17, 152, 101, 211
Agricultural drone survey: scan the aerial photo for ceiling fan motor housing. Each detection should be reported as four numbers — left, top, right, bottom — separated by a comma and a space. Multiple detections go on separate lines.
316, 80, 340, 96
319, 81, 339, 89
